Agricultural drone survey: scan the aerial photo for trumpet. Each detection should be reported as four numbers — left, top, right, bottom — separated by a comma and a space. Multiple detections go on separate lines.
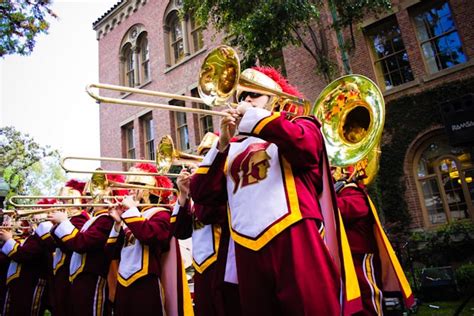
86, 45, 311, 117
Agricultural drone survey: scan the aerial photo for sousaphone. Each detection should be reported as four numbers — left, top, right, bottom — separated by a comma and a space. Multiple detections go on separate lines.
312, 75, 385, 184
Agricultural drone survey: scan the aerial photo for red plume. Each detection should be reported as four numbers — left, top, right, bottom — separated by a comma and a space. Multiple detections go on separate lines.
65, 179, 86, 194
106, 174, 129, 196
252, 66, 303, 97
37, 198, 57, 205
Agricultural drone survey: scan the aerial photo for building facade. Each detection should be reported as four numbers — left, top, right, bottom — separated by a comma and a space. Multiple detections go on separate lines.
94, 0, 474, 231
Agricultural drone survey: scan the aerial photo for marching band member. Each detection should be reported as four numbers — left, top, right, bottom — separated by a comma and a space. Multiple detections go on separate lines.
106, 163, 190, 316
47, 180, 90, 316
190, 67, 359, 315
48, 174, 124, 316
173, 133, 241, 316
335, 167, 414, 315
0, 208, 52, 315
0, 251, 9, 313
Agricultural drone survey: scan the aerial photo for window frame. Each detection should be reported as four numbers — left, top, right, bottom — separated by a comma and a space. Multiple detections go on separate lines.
413, 133, 474, 228
365, 16, 415, 91
141, 114, 155, 161
410, 0, 468, 74
170, 99, 190, 151
122, 123, 136, 164
138, 34, 150, 84
123, 43, 135, 88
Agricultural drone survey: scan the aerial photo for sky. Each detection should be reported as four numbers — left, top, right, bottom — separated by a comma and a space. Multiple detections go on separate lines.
0, 0, 118, 175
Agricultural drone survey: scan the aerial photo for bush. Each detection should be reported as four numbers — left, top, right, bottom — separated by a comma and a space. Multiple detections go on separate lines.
455, 263, 474, 294
408, 221, 474, 267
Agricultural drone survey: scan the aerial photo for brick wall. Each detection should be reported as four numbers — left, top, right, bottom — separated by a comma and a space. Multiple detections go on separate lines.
96, 0, 474, 229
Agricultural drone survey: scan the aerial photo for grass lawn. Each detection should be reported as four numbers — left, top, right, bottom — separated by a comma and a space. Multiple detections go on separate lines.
414, 299, 474, 315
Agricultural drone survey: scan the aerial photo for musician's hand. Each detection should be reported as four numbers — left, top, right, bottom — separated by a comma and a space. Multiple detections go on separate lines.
236, 101, 253, 116
120, 195, 139, 210
177, 169, 191, 205
219, 109, 240, 152
48, 211, 68, 225
0, 229, 13, 241
108, 207, 123, 224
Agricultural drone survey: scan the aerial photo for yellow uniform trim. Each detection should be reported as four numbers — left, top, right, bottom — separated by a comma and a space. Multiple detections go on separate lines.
95, 277, 106, 316
53, 252, 66, 275
6, 242, 19, 257
368, 197, 413, 300
170, 216, 176, 223
117, 245, 150, 287
6, 264, 21, 284
195, 166, 210, 174
181, 254, 195, 316
41, 233, 51, 240
123, 216, 145, 224
193, 225, 221, 274
229, 157, 302, 251
93, 209, 109, 216
69, 253, 87, 282
61, 228, 79, 242
253, 112, 281, 135
339, 212, 361, 302
107, 237, 117, 244
31, 279, 46, 316
364, 254, 383, 315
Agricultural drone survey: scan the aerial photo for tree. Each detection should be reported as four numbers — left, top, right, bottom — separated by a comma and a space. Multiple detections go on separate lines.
0, 0, 57, 57
0, 126, 65, 207
183, 0, 391, 82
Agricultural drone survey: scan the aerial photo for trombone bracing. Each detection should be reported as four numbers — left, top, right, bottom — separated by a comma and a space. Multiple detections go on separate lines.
86, 45, 312, 117
60, 135, 203, 178
8, 195, 173, 210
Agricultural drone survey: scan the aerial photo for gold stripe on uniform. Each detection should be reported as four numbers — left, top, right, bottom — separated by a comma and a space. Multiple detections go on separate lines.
31, 279, 46, 316
364, 254, 382, 315
94, 276, 106, 316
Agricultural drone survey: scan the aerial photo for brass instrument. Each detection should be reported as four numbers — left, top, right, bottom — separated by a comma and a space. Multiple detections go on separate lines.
61, 135, 203, 178
156, 135, 203, 174
8, 195, 173, 209
87, 45, 311, 117
312, 75, 385, 185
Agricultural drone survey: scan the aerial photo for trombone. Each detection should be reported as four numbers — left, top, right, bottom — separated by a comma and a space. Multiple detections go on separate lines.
8, 195, 173, 210
61, 135, 203, 177
86, 45, 311, 117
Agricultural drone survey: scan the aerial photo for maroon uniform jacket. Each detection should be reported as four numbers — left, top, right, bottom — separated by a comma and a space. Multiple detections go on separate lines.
1, 226, 52, 316
337, 183, 377, 254
53, 209, 114, 280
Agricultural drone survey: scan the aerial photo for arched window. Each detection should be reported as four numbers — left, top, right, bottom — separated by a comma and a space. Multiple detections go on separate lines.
169, 11, 184, 65
164, 0, 204, 67
123, 43, 135, 87
414, 132, 473, 227
119, 25, 149, 87
138, 33, 150, 83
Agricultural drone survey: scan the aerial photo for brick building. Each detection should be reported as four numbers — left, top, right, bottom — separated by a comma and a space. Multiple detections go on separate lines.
94, 0, 474, 231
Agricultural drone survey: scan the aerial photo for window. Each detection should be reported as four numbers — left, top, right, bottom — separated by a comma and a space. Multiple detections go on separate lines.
142, 115, 155, 161
366, 17, 414, 90
170, 100, 190, 150
189, 16, 204, 53
138, 34, 150, 83
415, 133, 473, 227
191, 89, 213, 143
164, 1, 204, 66
120, 25, 150, 87
412, 1, 467, 73
123, 123, 136, 160
169, 11, 184, 65
123, 44, 135, 87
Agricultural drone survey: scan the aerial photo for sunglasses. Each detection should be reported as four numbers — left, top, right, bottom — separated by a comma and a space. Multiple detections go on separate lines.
238, 91, 263, 102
